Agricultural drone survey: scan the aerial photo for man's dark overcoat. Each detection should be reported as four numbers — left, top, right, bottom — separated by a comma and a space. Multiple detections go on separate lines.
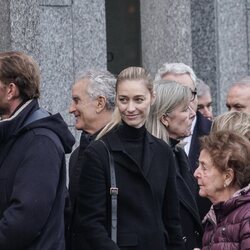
171, 142, 203, 249
0, 99, 75, 249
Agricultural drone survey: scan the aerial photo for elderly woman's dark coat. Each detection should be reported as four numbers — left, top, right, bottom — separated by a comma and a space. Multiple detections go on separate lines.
202, 184, 250, 250
76, 123, 184, 250
170, 139, 203, 250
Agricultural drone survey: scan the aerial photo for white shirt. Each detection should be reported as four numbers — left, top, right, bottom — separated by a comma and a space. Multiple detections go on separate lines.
183, 116, 197, 156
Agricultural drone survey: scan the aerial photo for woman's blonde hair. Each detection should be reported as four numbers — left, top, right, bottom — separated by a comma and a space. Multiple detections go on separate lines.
146, 80, 192, 143
96, 67, 153, 139
211, 111, 250, 140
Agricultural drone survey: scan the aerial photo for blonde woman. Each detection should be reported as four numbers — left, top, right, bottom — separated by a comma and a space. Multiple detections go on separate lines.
147, 80, 203, 250
76, 67, 184, 250
211, 111, 250, 140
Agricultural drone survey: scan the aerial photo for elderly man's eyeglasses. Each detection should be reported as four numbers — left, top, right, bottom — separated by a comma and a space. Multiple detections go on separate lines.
191, 89, 197, 101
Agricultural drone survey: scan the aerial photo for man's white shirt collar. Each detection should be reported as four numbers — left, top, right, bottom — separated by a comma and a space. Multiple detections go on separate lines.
183, 116, 197, 155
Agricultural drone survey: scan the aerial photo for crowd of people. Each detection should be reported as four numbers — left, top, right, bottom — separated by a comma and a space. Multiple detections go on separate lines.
0, 51, 249, 250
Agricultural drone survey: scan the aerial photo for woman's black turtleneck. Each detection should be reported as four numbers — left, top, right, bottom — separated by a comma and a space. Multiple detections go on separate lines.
117, 121, 146, 169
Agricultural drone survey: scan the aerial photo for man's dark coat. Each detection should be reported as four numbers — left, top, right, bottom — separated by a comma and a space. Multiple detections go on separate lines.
172, 143, 203, 249
0, 99, 75, 249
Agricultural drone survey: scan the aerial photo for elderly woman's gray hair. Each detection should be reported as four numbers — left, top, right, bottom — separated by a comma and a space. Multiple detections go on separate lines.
154, 62, 197, 86
76, 69, 116, 111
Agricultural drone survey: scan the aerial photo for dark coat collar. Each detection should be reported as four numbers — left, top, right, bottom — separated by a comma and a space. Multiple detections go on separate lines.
173, 148, 202, 228
104, 125, 155, 176
203, 184, 250, 226
195, 112, 212, 135
0, 99, 38, 145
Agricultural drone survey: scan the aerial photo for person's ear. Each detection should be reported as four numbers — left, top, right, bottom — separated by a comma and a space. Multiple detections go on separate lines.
160, 114, 169, 128
223, 168, 235, 187
7, 83, 20, 100
96, 96, 106, 113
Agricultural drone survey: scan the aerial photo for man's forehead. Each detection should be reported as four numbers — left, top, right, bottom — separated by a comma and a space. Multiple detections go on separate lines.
228, 85, 250, 98
198, 94, 212, 103
227, 89, 250, 110
75, 78, 89, 87
73, 79, 90, 92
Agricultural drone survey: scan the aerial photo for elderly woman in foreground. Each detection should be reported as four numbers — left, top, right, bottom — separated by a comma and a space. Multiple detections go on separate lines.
194, 131, 250, 249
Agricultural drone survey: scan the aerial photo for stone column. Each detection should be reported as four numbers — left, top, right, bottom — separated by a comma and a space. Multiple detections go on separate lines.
0, 0, 107, 136
191, 0, 248, 114
140, 0, 193, 76
141, 0, 249, 114
0, 0, 11, 51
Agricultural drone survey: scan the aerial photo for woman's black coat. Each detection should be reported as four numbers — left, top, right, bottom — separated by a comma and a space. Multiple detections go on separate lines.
171, 143, 203, 249
76, 126, 184, 250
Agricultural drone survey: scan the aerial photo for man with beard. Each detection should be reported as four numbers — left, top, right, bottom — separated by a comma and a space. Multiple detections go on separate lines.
0, 51, 75, 249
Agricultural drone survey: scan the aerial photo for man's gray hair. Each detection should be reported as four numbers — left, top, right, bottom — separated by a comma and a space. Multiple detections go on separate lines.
76, 69, 116, 111
155, 62, 197, 86
196, 78, 211, 98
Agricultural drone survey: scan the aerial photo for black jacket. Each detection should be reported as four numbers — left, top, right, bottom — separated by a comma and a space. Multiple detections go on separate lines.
76, 124, 184, 250
0, 99, 75, 250
67, 132, 94, 250
171, 140, 203, 250
188, 112, 212, 221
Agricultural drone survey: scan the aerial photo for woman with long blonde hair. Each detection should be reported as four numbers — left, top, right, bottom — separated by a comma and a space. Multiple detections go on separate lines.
76, 67, 183, 250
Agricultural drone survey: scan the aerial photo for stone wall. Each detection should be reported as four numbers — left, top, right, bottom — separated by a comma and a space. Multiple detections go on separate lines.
141, 0, 249, 114
0, 0, 107, 140
141, 0, 193, 75
0, 0, 249, 117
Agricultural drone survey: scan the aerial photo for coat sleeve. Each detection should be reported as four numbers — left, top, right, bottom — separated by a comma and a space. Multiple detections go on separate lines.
240, 212, 250, 249
163, 147, 185, 250
0, 134, 63, 249
76, 142, 120, 250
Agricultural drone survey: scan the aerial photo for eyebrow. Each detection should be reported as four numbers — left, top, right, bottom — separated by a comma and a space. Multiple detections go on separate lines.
198, 161, 206, 167
227, 102, 245, 107
118, 95, 145, 97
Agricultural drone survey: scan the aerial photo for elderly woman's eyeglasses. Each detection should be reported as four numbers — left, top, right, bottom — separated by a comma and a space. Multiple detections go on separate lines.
190, 89, 197, 101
